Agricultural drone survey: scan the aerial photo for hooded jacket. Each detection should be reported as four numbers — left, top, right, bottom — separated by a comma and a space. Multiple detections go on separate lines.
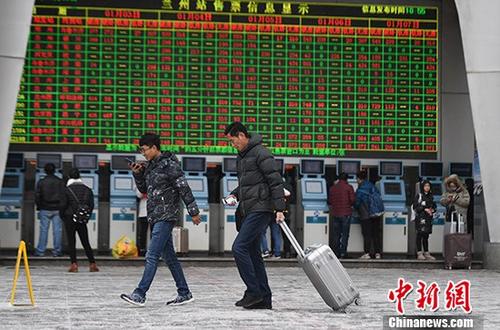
413, 180, 436, 234
133, 152, 199, 224
230, 134, 286, 218
59, 180, 94, 221
440, 174, 470, 221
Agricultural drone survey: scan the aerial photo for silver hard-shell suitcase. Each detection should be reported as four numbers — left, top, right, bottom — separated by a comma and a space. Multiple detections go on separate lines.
279, 221, 361, 311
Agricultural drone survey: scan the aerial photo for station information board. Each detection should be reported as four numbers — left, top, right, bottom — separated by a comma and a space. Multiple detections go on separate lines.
12, 0, 439, 158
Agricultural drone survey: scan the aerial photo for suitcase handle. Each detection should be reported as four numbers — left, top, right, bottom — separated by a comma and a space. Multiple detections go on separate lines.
279, 221, 305, 260
450, 211, 464, 233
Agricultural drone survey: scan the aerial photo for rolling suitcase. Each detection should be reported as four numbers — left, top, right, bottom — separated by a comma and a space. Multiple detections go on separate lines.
172, 226, 189, 255
279, 221, 360, 311
444, 212, 472, 270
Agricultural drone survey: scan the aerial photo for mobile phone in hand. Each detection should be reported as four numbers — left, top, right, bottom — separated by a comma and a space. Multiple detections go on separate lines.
125, 157, 135, 164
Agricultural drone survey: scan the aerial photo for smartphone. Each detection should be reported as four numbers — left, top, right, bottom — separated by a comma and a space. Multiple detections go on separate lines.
125, 157, 135, 164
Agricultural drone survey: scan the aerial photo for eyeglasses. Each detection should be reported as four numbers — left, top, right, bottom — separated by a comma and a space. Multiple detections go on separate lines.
138, 146, 151, 154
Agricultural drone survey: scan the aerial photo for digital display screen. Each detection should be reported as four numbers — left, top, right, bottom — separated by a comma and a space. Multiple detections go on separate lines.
449, 162, 472, 178
380, 161, 402, 176
6, 153, 24, 169
384, 182, 402, 195
114, 177, 133, 190
36, 154, 62, 169
305, 181, 323, 194
301, 159, 324, 175
187, 178, 204, 192
11, 0, 439, 159
338, 160, 360, 175
226, 178, 238, 192
111, 155, 133, 171
73, 154, 98, 170
81, 176, 95, 190
223, 158, 237, 173
420, 162, 443, 177
182, 157, 206, 172
2, 175, 20, 189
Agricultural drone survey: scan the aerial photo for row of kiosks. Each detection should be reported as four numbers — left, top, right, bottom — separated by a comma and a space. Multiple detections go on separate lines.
182, 157, 210, 252
0, 153, 25, 248
297, 159, 329, 248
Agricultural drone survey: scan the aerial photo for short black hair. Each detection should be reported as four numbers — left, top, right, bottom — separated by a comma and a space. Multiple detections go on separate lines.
69, 168, 80, 179
224, 122, 249, 138
44, 163, 55, 175
356, 170, 367, 180
139, 132, 161, 150
338, 172, 348, 181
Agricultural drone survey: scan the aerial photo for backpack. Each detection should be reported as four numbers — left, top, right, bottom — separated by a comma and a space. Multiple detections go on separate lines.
67, 186, 91, 224
367, 185, 385, 217
410, 193, 422, 222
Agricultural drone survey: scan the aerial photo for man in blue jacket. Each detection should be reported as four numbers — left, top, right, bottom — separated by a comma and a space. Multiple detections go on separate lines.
121, 133, 201, 307
354, 170, 384, 259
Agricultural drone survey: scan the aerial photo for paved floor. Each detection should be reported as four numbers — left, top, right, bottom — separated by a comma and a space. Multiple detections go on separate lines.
0, 263, 498, 329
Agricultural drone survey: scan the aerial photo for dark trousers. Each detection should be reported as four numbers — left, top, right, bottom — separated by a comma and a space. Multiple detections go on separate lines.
416, 232, 430, 252
332, 216, 352, 257
360, 216, 382, 255
64, 219, 95, 264
136, 217, 149, 255
232, 212, 273, 301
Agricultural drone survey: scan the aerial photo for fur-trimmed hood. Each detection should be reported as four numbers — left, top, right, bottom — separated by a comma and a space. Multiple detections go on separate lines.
444, 174, 466, 192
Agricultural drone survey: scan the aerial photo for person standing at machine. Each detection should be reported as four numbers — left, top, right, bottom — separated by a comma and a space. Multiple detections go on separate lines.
135, 187, 149, 256
413, 180, 437, 260
34, 163, 65, 257
328, 172, 355, 259
224, 122, 286, 310
59, 168, 99, 272
354, 170, 384, 259
440, 174, 470, 233
121, 133, 201, 307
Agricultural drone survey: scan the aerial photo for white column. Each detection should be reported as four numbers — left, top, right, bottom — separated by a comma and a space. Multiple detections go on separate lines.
0, 0, 35, 185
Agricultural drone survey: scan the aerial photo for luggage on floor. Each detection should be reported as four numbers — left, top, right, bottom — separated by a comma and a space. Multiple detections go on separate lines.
444, 212, 472, 270
172, 226, 189, 255
279, 221, 360, 311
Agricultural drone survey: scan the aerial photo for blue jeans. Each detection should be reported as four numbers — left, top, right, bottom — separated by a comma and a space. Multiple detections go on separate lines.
261, 221, 282, 257
332, 216, 351, 257
134, 221, 190, 298
233, 212, 273, 300
36, 210, 63, 256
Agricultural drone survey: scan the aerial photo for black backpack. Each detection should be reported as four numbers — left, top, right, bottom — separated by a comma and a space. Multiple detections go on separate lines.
67, 186, 91, 224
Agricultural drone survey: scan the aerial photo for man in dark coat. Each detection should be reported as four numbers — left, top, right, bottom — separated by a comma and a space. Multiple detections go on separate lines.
224, 122, 286, 310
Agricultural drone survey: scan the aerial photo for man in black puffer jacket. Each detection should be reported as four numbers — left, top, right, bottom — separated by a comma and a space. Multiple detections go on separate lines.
224, 122, 286, 310
121, 133, 201, 308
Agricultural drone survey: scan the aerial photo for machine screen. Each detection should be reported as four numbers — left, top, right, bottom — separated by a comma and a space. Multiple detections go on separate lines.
301, 160, 324, 175
6, 153, 24, 169
81, 177, 95, 190
384, 182, 402, 195
187, 178, 204, 192
380, 161, 403, 176
37, 154, 62, 169
74, 154, 98, 170
2, 175, 20, 189
449, 163, 473, 177
114, 177, 133, 190
227, 179, 238, 193
420, 162, 443, 177
338, 161, 360, 175
223, 158, 238, 173
305, 181, 323, 194
182, 157, 206, 172
111, 155, 133, 171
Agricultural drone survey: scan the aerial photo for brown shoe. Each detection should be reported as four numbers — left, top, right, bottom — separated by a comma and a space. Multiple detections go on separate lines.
68, 263, 78, 273
89, 262, 99, 272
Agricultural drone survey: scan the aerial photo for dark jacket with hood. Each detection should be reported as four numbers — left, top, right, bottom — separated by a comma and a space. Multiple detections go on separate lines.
133, 152, 199, 224
59, 180, 94, 221
413, 180, 436, 234
35, 174, 65, 211
231, 134, 286, 218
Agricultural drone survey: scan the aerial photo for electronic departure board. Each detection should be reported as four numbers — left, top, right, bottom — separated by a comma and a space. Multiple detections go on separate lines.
12, 0, 439, 158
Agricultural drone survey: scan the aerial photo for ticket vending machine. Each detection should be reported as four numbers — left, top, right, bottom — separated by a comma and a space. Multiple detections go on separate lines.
0, 153, 24, 248
182, 157, 210, 252
336, 160, 363, 254
109, 155, 137, 247
379, 161, 408, 254
449, 163, 473, 179
73, 154, 99, 249
297, 159, 329, 248
418, 162, 444, 253
34, 153, 63, 250
221, 158, 239, 252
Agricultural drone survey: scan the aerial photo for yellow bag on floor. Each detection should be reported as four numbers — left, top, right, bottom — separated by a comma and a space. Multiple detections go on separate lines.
112, 235, 138, 259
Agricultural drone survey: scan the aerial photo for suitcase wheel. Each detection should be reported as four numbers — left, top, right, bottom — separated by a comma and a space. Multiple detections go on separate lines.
354, 298, 362, 306
447, 266, 452, 270
468, 266, 471, 270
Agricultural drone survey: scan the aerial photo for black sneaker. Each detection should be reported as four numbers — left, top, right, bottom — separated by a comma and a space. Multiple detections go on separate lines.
120, 293, 145, 307
166, 292, 194, 306
238, 295, 263, 308
244, 300, 272, 310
